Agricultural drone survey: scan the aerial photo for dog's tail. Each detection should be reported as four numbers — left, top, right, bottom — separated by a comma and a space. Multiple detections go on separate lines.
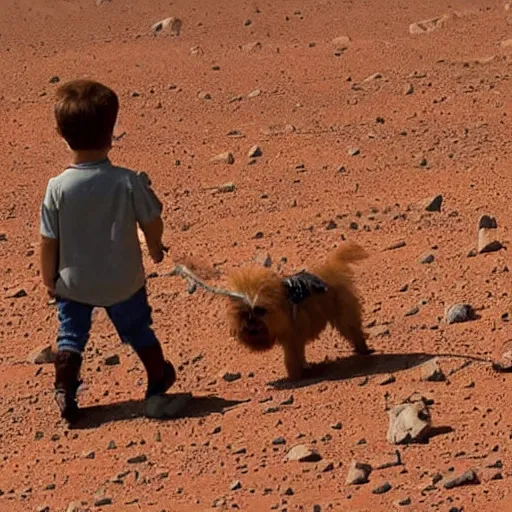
327, 243, 368, 265
315, 242, 369, 282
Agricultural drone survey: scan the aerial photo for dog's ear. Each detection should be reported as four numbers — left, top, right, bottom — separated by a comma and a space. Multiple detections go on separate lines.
283, 271, 328, 304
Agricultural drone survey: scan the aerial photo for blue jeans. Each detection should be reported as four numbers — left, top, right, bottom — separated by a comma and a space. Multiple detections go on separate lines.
56, 287, 159, 354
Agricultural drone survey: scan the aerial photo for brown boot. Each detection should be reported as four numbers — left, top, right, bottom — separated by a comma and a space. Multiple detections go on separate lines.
54, 350, 82, 424
133, 343, 176, 398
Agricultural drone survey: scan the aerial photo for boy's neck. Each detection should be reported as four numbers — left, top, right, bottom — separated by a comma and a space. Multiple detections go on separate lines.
71, 148, 111, 165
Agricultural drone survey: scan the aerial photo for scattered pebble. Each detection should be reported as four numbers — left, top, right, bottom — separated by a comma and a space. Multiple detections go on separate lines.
27, 345, 55, 364
223, 372, 242, 382
211, 152, 235, 165
285, 444, 322, 462
424, 194, 443, 212
152, 17, 182, 35
372, 481, 392, 495
104, 354, 120, 366
420, 253, 435, 264
248, 145, 263, 158
443, 469, 479, 489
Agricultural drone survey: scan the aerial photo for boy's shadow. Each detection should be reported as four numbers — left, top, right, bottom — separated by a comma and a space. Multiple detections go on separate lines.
72, 394, 250, 430
268, 352, 477, 390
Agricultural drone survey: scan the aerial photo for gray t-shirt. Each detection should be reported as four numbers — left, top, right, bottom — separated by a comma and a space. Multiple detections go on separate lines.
40, 158, 162, 307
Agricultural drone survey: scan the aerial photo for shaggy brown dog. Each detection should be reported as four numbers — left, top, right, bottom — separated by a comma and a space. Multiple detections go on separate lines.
224, 243, 373, 380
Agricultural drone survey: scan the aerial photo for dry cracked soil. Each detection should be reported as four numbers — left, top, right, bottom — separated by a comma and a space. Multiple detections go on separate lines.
2, 0, 512, 511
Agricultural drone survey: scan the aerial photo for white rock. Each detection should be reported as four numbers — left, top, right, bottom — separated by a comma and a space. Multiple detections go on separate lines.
387, 402, 432, 444
409, 15, 450, 35
152, 17, 182, 36
284, 444, 322, 462
345, 460, 372, 485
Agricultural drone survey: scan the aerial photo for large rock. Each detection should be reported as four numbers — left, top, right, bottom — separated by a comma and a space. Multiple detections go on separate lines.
387, 402, 432, 444
345, 460, 372, 485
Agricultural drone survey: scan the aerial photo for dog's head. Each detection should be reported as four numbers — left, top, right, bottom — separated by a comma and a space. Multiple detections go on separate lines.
226, 267, 292, 351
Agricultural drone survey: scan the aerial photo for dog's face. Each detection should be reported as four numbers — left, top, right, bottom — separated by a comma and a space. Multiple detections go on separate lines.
226, 267, 291, 351
230, 303, 276, 351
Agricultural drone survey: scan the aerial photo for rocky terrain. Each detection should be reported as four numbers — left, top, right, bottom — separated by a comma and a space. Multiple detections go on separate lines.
2, 0, 512, 510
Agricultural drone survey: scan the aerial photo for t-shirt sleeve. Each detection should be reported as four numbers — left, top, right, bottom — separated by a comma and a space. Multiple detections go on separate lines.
40, 180, 59, 240
131, 171, 163, 226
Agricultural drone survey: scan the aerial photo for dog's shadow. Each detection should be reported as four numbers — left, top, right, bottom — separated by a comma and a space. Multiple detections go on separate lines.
268, 352, 442, 390
71, 395, 249, 430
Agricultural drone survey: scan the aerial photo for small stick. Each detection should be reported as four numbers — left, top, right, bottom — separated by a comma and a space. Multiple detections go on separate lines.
161, 264, 248, 302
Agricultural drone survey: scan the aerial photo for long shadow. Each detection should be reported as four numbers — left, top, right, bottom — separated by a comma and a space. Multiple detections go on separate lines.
268, 352, 449, 390
71, 395, 250, 430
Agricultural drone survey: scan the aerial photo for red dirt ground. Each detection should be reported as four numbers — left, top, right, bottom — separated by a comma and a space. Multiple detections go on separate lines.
2, 0, 512, 510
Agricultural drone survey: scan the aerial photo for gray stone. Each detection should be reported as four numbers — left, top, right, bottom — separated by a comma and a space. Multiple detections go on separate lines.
372, 482, 392, 494
223, 372, 242, 382
445, 303, 475, 324
443, 469, 479, 489
345, 460, 372, 485
420, 253, 435, 264
144, 393, 192, 419
215, 182, 236, 193
94, 497, 113, 506
387, 402, 431, 444
127, 454, 147, 464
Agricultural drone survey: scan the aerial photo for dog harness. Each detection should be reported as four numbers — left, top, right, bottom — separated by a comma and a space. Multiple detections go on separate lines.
283, 271, 328, 320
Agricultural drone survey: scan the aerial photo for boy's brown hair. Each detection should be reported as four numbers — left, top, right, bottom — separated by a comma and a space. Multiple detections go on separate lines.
54, 79, 119, 151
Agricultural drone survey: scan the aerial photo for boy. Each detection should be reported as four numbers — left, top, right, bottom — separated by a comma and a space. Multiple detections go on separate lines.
40, 79, 176, 425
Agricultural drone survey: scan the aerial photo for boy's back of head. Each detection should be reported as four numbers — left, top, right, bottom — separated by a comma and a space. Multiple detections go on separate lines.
54, 79, 119, 151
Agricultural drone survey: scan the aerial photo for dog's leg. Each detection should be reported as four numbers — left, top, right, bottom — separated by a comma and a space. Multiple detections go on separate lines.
333, 310, 373, 356
281, 339, 306, 380
346, 325, 373, 355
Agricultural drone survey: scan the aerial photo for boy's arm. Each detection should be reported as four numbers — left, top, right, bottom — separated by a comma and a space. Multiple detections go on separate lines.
140, 216, 165, 263
132, 171, 165, 263
40, 236, 59, 295
40, 180, 60, 296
